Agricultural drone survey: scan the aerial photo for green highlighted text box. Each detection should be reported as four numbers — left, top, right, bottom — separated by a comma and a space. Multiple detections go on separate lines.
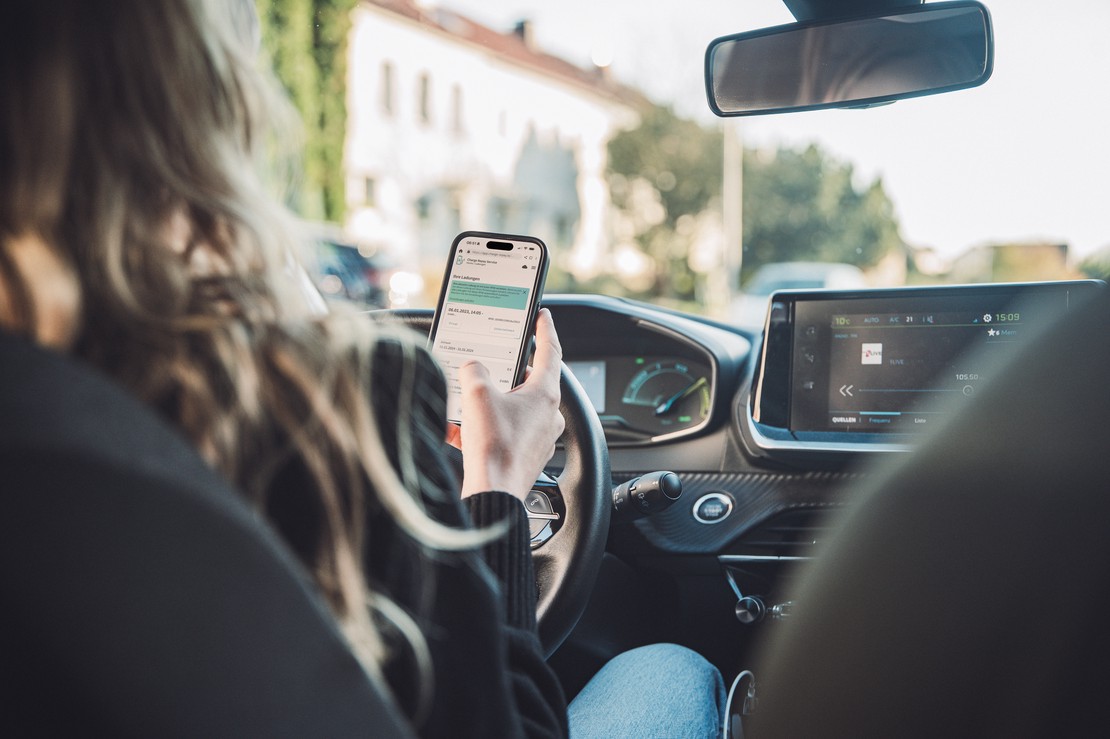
448, 281, 529, 310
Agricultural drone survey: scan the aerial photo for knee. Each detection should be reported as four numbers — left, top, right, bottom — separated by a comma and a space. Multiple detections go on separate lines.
570, 644, 725, 737
609, 643, 724, 690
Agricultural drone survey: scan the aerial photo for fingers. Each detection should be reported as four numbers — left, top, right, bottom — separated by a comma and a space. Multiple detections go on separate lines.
452, 315, 563, 499
525, 308, 562, 387
456, 360, 493, 434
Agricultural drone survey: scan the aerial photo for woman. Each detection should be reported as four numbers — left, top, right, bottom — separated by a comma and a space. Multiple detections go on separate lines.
0, 0, 723, 735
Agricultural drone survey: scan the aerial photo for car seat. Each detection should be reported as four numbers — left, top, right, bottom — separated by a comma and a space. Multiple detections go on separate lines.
0, 332, 413, 736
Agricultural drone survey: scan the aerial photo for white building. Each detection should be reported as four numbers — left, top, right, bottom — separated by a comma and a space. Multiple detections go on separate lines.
344, 0, 643, 304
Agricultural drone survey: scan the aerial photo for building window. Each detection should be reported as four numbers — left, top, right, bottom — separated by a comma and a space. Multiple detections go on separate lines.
451, 84, 464, 135
418, 73, 432, 124
380, 62, 394, 116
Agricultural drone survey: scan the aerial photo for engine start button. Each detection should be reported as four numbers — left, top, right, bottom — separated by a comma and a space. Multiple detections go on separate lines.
693, 492, 733, 524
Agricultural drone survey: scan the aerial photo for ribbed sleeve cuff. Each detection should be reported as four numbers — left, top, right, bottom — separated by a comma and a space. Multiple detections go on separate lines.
463, 491, 538, 632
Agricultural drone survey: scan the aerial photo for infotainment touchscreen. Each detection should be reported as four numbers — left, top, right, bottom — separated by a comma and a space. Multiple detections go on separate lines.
749, 281, 1102, 448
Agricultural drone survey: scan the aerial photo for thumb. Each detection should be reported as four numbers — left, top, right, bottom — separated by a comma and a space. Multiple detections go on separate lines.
458, 360, 491, 391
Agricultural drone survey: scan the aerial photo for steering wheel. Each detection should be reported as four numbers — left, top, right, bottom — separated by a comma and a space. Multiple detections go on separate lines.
376, 309, 611, 657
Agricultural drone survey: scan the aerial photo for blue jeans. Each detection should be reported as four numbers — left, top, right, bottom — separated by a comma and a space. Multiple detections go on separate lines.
567, 643, 726, 738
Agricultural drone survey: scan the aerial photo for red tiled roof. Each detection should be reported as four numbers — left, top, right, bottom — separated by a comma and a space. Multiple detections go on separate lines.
363, 0, 649, 109
368, 0, 424, 22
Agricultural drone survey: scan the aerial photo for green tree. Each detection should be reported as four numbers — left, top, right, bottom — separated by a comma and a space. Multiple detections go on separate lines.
256, 0, 356, 221
606, 105, 723, 304
606, 106, 905, 306
1079, 247, 1110, 281
741, 144, 904, 283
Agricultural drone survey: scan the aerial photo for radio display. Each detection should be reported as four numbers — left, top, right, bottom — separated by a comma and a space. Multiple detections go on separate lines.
750, 281, 1102, 445
794, 303, 1027, 432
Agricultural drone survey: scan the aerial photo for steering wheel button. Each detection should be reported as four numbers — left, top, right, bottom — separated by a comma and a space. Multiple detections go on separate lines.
526, 491, 554, 514
693, 493, 733, 524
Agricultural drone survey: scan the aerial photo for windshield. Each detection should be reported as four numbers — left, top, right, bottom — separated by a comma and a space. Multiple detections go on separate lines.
259, 0, 1110, 317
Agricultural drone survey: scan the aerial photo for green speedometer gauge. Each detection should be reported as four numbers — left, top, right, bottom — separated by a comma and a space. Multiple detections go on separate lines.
611, 359, 711, 438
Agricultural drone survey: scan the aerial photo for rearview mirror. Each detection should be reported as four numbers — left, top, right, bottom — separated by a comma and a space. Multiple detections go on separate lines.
705, 1, 993, 117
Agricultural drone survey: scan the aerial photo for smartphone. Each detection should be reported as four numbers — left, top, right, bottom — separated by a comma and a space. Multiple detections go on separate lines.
429, 231, 549, 424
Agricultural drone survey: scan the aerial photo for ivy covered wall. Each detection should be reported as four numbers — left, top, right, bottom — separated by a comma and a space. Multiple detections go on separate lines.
256, 0, 358, 221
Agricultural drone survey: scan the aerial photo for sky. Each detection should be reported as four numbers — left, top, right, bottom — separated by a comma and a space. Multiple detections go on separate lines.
438, 0, 1110, 261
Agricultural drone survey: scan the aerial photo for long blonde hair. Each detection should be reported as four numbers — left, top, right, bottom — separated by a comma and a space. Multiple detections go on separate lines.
0, 0, 486, 712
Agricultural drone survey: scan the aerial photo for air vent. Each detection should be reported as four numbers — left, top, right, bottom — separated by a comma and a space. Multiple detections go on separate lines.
726, 508, 840, 560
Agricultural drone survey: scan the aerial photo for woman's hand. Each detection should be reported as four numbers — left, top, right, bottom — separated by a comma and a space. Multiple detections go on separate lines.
447, 309, 565, 500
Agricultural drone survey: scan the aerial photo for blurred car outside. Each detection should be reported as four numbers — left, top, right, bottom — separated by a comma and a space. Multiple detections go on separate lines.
730, 261, 867, 331
299, 223, 424, 309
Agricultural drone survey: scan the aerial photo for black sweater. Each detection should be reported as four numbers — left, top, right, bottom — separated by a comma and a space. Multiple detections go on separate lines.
350, 337, 569, 737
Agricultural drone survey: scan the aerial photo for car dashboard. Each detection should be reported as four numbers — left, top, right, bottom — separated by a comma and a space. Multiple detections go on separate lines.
541, 281, 1102, 690
551, 296, 749, 447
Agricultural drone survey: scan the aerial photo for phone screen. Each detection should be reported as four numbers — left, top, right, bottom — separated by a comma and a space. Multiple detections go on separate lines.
429, 232, 548, 424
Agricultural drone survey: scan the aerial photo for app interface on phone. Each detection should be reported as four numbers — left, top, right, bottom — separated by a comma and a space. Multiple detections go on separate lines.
432, 237, 543, 422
